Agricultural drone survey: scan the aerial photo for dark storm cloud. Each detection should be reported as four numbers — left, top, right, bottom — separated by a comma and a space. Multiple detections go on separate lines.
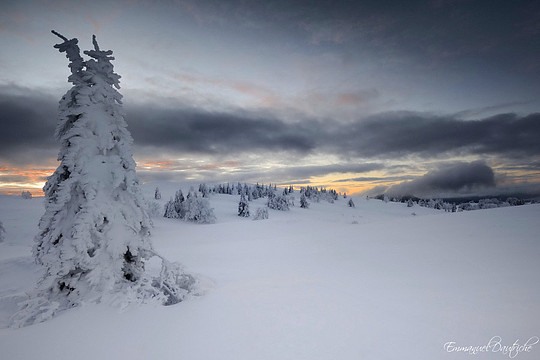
2, 88, 540, 164
126, 104, 317, 154
129, 107, 540, 160
337, 112, 540, 159
186, 0, 539, 79
387, 161, 496, 197
143, 108, 528, 163
0, 86, 58, 164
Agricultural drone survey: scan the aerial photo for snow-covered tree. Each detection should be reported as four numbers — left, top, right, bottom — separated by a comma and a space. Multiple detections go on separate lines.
253, 207, 269, 220
0, 220, 5, 242
184, 192, 216, 224
198, 183, 210, 198
238, 194, 250, 217
251, 187, 260, 200
13, 32, 194, 327
175, 189, 186, 212
300, 193, 309, 209
145, 199, 162, 218
154, 187, 161, 200
163, 187, 216, 223
21, 191, 32, 199
348, 198, 355, 208
267, 192, 289, 211
164, 198, 179, 219
243, 184, 252, 201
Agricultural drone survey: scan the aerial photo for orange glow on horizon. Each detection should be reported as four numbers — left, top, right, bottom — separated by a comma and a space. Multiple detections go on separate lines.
3, 160, 538, 199
286, 178, 391, 196
0, 166, 54, 197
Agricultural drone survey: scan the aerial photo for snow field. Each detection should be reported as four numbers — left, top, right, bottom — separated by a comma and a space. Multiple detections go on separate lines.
1, 190, 539, 359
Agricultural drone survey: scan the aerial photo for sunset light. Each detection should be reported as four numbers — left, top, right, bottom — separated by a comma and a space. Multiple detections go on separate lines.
1, 0, 539, 198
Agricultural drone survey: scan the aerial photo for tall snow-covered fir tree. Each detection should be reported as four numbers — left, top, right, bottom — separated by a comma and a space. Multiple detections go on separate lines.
12, 32, 194, 327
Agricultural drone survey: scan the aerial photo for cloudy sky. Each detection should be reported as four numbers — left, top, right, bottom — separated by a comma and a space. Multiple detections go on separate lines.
1, 0, 539, 197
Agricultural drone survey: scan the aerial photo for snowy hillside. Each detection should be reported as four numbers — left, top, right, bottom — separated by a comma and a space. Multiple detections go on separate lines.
1, 186, 539, 360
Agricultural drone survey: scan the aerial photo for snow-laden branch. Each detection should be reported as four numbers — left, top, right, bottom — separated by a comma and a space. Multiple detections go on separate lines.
51, 30, 84, 85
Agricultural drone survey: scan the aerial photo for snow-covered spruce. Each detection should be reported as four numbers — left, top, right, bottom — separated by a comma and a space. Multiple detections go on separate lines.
164, 197, 179, 219
154, 187, 161, 200
164, 188, 216, 223
253, 207, 269, 220
21, 191, 32, 199
238, 194, 250, 217
164, 189, 185, 219
12, 32, 195, 327
184, 188, 216, 224
348, 198, 355, 208
266, 191, 290, 211
300, 193, 309, 209
173, 189, 186, 218
145, 199, 162, 218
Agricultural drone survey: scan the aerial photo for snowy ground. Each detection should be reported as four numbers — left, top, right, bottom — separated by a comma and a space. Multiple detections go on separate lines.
1, 187, 539, 359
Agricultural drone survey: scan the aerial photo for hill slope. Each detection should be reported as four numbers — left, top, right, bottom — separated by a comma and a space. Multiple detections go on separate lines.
1, 188, 539, 359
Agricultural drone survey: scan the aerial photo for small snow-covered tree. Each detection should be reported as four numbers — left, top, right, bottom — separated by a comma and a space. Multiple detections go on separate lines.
238, 194, 250, 217
173, 189, 186, 218
253, 207, 269, 220
300, 193, 309, 209
186, 187, 197, 199
267, 192, 290, 211
164, 198, 179, 219
348, 198, 355, 208
251, 187, 259, 200
154, 187, 161, 200
199, 183, 209, 198
145, 199, 161, 218
184, 194, 216, 224
162, 189, 186, 219
243, 184, 252, 201
0, 220, 5, 242
13, 32, 194, 327
21, 191, 33, 199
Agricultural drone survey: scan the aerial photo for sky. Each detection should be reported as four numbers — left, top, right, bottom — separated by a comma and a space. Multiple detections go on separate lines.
1, 0, 540, 198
